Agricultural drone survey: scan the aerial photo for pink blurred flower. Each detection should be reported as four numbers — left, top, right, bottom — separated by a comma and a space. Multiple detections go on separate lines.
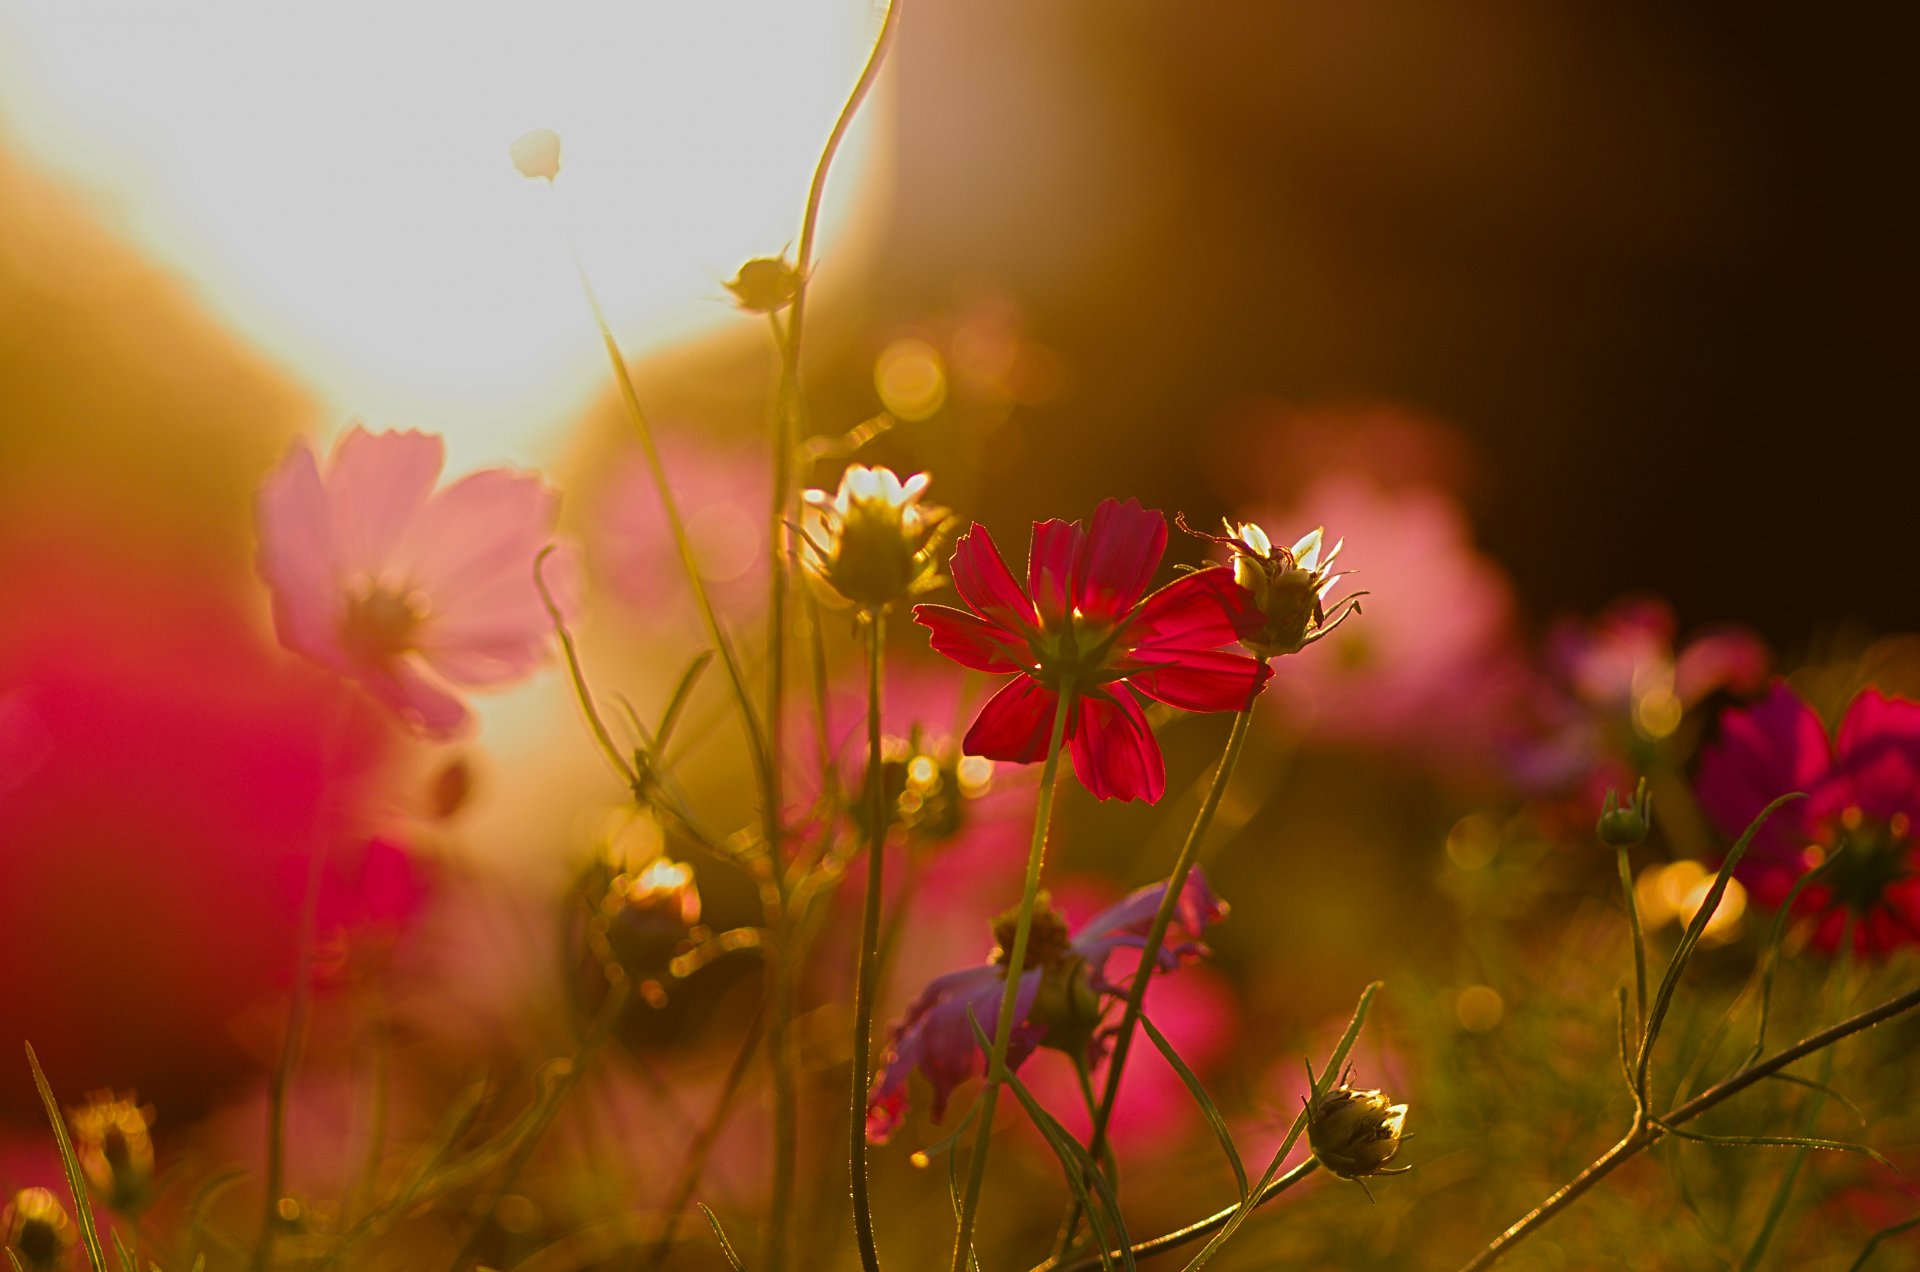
1245, 476, 1523, 769
865, 870, 1226, 1144
1697, 683, 1920, 957
914, 498, 1271, 802
256, 427, 576, 739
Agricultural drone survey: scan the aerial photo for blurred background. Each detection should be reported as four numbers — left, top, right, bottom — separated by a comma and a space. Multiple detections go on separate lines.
3, 1, 1918, 1268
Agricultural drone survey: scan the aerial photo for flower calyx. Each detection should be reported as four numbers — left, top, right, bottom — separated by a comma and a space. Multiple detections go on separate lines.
1597, 777, 1654, 848
1178, 514, 1363, 658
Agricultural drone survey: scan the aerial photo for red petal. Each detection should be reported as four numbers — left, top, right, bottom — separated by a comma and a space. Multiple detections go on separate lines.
914, 605, 1028, 674
1124, 648, 1272, 712
950, 523, 1037, 633
1069, 687, 1164, 803
1696, 681, 1828, 858
964, 677, 1061, 763
1028, 518, 1085, 629
1126, 568, 1254, 653
1075, 498, 1164, 624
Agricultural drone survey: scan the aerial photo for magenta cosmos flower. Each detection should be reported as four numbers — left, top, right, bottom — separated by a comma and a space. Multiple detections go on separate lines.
912, 498, 1271, 802
1697, 682, 1920, 956
865, 870, 1226, 1144
257, 427, 578, 738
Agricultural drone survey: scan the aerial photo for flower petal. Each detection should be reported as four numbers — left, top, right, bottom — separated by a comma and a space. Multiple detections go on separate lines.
326, 428, 444, 578
1697, 682, 1828, 859
865, 965, 1042, 1141
1123, 648, 1272, 713
1075, 498, 1164, 624
1126, 568, 1258, 654
914, 604, 1028, 674
1673, 628, 1769, 707
354, 658, 472, 739
1028, 518, 1086, 629
399, 468, 563, 614
1069, 687, 1164, 803
256, 440, 346, 666
964, 677, 1061, 763
1831, 688, 1920, 823
1071, 868, 1227, 990
949, 523, 1036, 633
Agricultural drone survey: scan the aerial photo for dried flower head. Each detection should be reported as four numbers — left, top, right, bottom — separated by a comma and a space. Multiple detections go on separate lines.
1305, 1071, 1410, 1192
726, 255, 803, 313
802, 465, 948, 611
1180, 515, 1363, 658
70, 1090, 156, 1215
3, 1187, 74, 1270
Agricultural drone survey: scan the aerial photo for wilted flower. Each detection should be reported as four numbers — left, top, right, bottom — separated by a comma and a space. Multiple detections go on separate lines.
865, 870, 1226, 1143
70, 1091, 155, 1215
3, 1187, 73, 1270
1697, 682, 1920, 956
914, 498, 1271, 802
801, 465, 948, 610
1305, 1076, 1410, 1186
508, 128, 563, 181
256, 426, 577, 738
725, 255, 802, 313
1180, 515, 1362, 657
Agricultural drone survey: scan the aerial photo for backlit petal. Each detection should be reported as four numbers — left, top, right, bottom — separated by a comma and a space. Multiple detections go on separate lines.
1075, 498, 1164, 623
964, 677, 1060, 763
326, 428, 444, 578
256, 440, 345, 665
1127, 568, 1257, 653
1832, 688, 1920, 823
1124, 648, 1272, 713
914, 604, 1028, 674
949, 523, 1036, 633
1028, 518, 1085, 629
1069, 687, 1163, 802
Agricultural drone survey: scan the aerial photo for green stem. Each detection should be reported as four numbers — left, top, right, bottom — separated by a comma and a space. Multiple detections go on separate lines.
950, 683, 1077, 1272
850, 611, 889, 1272
1616, 844, 1648, 1109
1085, 702, 1258, 1188
1034, 1160, 1321, 1272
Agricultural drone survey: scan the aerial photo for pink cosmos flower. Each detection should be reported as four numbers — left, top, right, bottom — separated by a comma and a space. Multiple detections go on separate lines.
913, 498, 1271, 803
1696, 682, 1920, 957
256, 427, 577, 738
864, 870, 1226, 1144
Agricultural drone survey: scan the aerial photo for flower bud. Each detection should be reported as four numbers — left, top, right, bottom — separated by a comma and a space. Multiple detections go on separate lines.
1180, 516, 1362, 658
726, 256, 803, 313
991, 895, 1103, 1059
802, 466, 948, 611
71, 1091, 156, 1216
1597, 778, 1654, 848
1306, 1081, 1410, 1182
3, 1188, 74, 1270
508, 128, 563, 181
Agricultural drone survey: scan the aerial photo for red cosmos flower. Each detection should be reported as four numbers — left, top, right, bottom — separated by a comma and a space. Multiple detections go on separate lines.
912, 499, 1270, 802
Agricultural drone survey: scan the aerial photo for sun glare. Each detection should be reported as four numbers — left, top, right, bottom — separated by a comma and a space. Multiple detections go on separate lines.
0, 0, 886, 470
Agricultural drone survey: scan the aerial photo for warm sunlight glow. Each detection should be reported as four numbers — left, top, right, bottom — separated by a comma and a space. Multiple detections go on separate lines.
0, 1, 886, 469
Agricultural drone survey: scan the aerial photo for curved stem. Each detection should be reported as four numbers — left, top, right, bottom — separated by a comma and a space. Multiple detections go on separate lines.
850, 611, 889, 1272
1033, 1160, 1321, 1272
950, 684, 1077, 1272
1456, 979, 1920, 1272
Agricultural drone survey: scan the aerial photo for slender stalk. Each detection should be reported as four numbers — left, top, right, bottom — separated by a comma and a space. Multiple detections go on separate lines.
1034, 1160, 1322, 1272
1616, 846, 1648, 1042
849, 610, 890, 1272
1085, 702, 1259, 1180
1455, 979, 1920, 1272
950, 684, 1077, 1272
253, 700, 349, 1271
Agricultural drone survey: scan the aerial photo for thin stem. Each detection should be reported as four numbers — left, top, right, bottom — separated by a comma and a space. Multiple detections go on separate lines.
1615, 844, 1648, 1112
849, 611, 889, 1272
252, 700, 350, 1271
1456, 979, 1920, 1272
1085, 702, 1258, 1183
950, 684, 1077, 1272
1034, 1160, 1322, 1272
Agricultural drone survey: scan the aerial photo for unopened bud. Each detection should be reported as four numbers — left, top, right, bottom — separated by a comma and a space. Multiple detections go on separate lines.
725, 256, 803, 313
509, 128, 563, 181
1181, 517, 1362, 658
71, 1091, 155, 1216
1597, 778, 1654, 848
4, 1188, 74, 1270
1306, 1080, 1410, 1182
801, 466, 948, 611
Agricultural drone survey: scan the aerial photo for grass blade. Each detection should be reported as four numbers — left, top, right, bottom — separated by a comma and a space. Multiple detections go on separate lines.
24, 1042, 108, 1272
1847, 1213, 1920, 1271
1138, 1013, 1247, 1200
698, 1204, 746, 1271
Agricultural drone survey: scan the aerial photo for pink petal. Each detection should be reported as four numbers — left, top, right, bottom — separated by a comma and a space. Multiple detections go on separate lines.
1696, 681, 1828, 859
1126, 568, 1254, 654
1027, 518, 1086, 629
913, 605, 1028, 674
356, 658, 472, 740
964, 677, 1061, 763
1069, 687, 1164, 803
256, 440, 346, 665
949, 523, 1037, 633
1075, 498, 1165, 624
416, 544, 578, 687
1674, 628, 1769, 706
325, 428, 444, 578
1124, 648, 1272, 713
1831, 688, 1920, 823
400, 469, 562, 615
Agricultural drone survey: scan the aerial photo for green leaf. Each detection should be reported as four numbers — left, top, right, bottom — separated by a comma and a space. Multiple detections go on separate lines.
1655, 1121, 1896, 1170
180, 1165, 247, 1270
1762, 1071, 1867, 1127
1138, 1013, 1247, 1200
1847, 1212, 1920, 1271
966, 1015, 1134, 1272
7, 1249, 26, 1272
25, 1042, 109, 1272
655, 650, 715, 757
698, 1204, 746, 1271
110, 1228, 137, 1272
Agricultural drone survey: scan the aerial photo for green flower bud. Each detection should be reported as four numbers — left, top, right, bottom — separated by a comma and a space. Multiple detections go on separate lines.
1306, 1080, 1410, 1183
1597, 778, 1654, 848
801, 466, 949, 611
991, 895, 1104, 1060
725, 256, 803, 314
